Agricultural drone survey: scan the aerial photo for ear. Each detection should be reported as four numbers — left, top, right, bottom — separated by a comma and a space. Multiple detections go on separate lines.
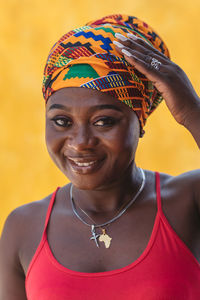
139, 129, 145, 138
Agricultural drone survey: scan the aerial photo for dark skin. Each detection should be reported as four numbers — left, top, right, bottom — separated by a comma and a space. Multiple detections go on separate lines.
1, 34, 200, 300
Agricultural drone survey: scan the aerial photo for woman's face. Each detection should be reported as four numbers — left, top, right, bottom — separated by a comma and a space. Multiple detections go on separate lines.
45, 87, 140, 190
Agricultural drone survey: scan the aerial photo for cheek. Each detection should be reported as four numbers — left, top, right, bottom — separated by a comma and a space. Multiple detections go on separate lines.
125, 126, 140, 154
125, 116, 140, 151
104, 124, 139, 162
45, 123, 63, 156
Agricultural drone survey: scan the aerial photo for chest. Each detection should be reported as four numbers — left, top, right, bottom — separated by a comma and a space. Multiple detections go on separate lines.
47, 204, 157, 272
21, 179, 200, 275
23, 195, 200, 275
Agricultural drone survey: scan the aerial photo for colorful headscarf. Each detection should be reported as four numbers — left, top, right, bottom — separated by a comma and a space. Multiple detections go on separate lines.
42, 14, 170, 133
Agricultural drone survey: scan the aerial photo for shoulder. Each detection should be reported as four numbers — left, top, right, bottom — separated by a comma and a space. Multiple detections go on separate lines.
145, 168, 200, 189
0, 185, 70, 276
0, 191, 55, 269
3, 192, 53, 231
0, 192, 52, 248
158, 169, 200, 209
0, 190, 60, 299
159, 168, 200, 191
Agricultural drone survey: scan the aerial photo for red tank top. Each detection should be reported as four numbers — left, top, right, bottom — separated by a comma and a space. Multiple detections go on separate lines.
25, 172, 200, 299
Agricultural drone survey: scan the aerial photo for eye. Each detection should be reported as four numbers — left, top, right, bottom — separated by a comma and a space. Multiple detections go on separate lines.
51, 117, 72, 127
94, 117, 117, 127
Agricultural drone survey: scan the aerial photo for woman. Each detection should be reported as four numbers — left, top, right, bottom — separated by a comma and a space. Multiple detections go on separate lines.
0, 14, 200, 299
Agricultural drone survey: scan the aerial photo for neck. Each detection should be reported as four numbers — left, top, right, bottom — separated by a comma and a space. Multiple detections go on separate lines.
71, 163, 144, 219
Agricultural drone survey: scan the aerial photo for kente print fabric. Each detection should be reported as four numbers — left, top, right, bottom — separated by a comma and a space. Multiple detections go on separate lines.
42, 14, 170, 130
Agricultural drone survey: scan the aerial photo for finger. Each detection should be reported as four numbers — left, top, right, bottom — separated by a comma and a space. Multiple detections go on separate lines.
121, 47, 165, 83
115, 33, 169, 62
127, 33, 169, 61
113, 41, 167, 70
113, 41, 148, 62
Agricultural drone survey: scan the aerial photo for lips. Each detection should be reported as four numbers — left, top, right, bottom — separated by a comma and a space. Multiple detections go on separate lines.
71, 160, 97, 167
67, 156, 105, 174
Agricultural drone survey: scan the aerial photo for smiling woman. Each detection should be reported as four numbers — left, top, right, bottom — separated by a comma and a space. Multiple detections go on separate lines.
1, 14, 200, 300
46, 87, 140, 190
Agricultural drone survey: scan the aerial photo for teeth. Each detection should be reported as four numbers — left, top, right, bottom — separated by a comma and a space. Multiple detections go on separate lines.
73, 161, 97, 167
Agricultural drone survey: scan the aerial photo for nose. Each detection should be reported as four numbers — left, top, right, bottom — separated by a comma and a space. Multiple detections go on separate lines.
67, 125, 98, 151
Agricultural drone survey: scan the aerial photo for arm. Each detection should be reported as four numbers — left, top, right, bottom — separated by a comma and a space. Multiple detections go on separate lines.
0, 210, 27, 300
183, 102, 200, 149
114, 35, 200, 211
114, 33, 200, 150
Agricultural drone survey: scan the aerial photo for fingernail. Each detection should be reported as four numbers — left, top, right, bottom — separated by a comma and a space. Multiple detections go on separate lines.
122, 49, 132, 57
127, 33, 138, 40
113, 40, 124, 48
115, 33, 128, 42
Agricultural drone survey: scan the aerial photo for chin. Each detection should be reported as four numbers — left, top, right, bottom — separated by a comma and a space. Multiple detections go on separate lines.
65, 169, 126, 191
66, 175, 107, 190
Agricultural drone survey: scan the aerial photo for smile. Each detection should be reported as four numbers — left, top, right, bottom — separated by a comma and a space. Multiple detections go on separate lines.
67, 157, 105, 174
70, 160, 97, 167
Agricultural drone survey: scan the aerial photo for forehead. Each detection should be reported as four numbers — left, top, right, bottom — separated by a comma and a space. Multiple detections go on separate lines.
46, 87, 134, 114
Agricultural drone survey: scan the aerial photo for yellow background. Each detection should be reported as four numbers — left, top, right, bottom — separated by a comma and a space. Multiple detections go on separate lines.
1, 0, 200, 232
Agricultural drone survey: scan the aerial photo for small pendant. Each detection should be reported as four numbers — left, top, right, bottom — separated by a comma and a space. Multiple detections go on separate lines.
90, 225, 100, 248
99, 228, 112, 248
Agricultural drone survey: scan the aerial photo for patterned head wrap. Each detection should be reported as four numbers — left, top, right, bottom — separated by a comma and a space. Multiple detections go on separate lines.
42, 14, 170, 134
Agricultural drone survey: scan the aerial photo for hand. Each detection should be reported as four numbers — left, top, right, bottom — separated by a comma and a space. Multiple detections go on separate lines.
114, 33, 200, 127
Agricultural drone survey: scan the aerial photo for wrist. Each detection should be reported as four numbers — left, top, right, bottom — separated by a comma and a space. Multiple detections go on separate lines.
182, 99, 200, 130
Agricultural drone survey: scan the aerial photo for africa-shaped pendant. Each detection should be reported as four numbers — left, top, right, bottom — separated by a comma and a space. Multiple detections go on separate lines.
99, 228, 112, 248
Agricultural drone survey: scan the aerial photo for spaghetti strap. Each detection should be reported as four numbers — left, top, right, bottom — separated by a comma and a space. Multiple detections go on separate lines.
155, 172, 162, 213
43, 187, 60, 235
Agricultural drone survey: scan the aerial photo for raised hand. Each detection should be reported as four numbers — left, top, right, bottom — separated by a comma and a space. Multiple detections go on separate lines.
114, 33, 200, 128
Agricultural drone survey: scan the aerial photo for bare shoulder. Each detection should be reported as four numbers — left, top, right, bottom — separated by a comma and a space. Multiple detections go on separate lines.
0, 192, 53, 246
157, 169, 200, 210
0, 192, 53, 273
0, 192, 55, 299
1, 192, 52, 241
174, 169, 200, 205
159, 168, 200, 191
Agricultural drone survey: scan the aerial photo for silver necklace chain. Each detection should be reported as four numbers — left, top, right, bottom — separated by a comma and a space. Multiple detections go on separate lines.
70, 168, 145, 229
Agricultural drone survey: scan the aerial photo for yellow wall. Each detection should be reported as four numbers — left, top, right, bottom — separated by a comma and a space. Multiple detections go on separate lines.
1, 0, 200, 232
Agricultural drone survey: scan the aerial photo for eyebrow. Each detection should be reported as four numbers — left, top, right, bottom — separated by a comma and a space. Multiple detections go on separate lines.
89, 104, 123, 113
48, 104, 69, 111
48, 103, 123, 113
